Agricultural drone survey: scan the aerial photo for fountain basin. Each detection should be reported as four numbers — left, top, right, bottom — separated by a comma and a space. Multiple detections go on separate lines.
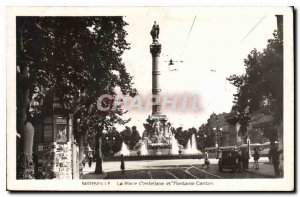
107, 152, 204, 161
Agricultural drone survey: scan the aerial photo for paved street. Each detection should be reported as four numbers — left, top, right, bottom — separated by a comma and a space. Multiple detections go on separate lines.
83, 157, 273, 179
105, 164, 266, 179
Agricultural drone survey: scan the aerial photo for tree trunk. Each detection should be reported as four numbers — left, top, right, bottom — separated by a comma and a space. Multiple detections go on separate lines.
95, 132, 103, 174
269, 126, 277, 150
78, 133, 85, 178
19, 122, 35, 179
17, 27, 35, 179
18, 78, 35, 179
17, 19, 34, 179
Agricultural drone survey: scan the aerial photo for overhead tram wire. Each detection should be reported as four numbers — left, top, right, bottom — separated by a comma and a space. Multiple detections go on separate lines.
209, 15, 266, 74
166, 16, 196, 72
239, 15, 266, 45
179, 16, 197, 60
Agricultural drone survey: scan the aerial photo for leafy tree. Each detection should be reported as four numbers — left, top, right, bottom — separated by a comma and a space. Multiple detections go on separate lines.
16, 17, 136, 178
196, 125, 213, 150
120, 126, 132, 146
174, 127, 183, 146
130, 126, 141, 149
188, 127, 197, 135
174, 127, 190, 147
120, 126, 141, 149
102, 127, 122, 156
227, 31, 283, 146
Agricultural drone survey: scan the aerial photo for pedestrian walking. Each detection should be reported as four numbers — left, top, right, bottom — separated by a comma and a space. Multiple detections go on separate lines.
216, 149, 222, 160
268, 149, 272, 164
253, 148, 260, 169
278, 149, 283, 177
88, 152, 93, 168
244, 149, 250, 169
237, 150, 243, 172
271, 147, 280, 177
120, 154, 125, 174
202, 151, 210, 169
242, 149, 249, 170
82, 153, 87, 167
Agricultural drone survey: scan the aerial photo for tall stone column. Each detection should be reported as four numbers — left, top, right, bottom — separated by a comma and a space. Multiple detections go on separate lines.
150, 42, 162, 116
144, 21, 169, 149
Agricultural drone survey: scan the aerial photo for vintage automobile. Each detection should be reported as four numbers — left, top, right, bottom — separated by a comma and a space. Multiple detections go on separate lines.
218, 150, 238, 172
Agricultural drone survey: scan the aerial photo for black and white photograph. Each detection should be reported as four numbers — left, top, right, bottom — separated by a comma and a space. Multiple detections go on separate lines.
6, 6, 294, 191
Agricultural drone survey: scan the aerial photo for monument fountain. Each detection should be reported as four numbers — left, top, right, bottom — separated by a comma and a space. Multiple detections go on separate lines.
119, 142, 130, 156
139, 141, 148, 156
184, 133, 201, 155
170, 135, 180, 155
114, 21, 202, 158
138, 21, 174, 156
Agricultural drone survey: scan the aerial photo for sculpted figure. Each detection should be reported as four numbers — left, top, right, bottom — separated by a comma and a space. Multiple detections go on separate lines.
152, 120, 161, 136
150, 21, 160, 41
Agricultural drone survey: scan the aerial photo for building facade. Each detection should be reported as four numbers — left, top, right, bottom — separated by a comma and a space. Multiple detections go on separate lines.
206, 113, 237, 147
247, 111, 271, 144
205, 111, 274, 147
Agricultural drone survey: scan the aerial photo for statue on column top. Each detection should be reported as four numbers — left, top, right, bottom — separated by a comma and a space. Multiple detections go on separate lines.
150, 21, 160, 42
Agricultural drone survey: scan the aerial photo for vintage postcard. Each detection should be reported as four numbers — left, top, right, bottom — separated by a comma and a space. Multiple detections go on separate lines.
6, 6, 294, 191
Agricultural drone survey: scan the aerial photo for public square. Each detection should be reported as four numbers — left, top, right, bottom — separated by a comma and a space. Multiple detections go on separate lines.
82, 157, 276, 179
12, 8, 289, 190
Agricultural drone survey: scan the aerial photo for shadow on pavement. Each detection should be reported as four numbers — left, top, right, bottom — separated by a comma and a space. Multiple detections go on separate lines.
82, 172, 107, 179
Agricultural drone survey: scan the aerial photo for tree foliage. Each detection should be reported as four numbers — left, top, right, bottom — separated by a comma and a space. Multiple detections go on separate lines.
120, 126, 141, 149
102, 127, 122, 156
130, 126, 141, 149
120, 126, 132, 146
18, 16, 136, 134
198, 124, 215, 148
173, 127, 194, 148
17, 16, 137, 176
227, 31, 283, 138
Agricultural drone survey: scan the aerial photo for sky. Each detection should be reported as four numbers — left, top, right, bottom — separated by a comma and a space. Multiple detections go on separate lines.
116, 8, 278, 134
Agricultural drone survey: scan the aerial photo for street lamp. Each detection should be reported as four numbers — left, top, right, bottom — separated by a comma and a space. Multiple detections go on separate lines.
106, 136, 116, 156
203, 134, 207, 152
196, 134, 200, 151
213, 116, 223, 158
197, 134, 207, 152
244, 115, 251, 159
105, 137, 110, 154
